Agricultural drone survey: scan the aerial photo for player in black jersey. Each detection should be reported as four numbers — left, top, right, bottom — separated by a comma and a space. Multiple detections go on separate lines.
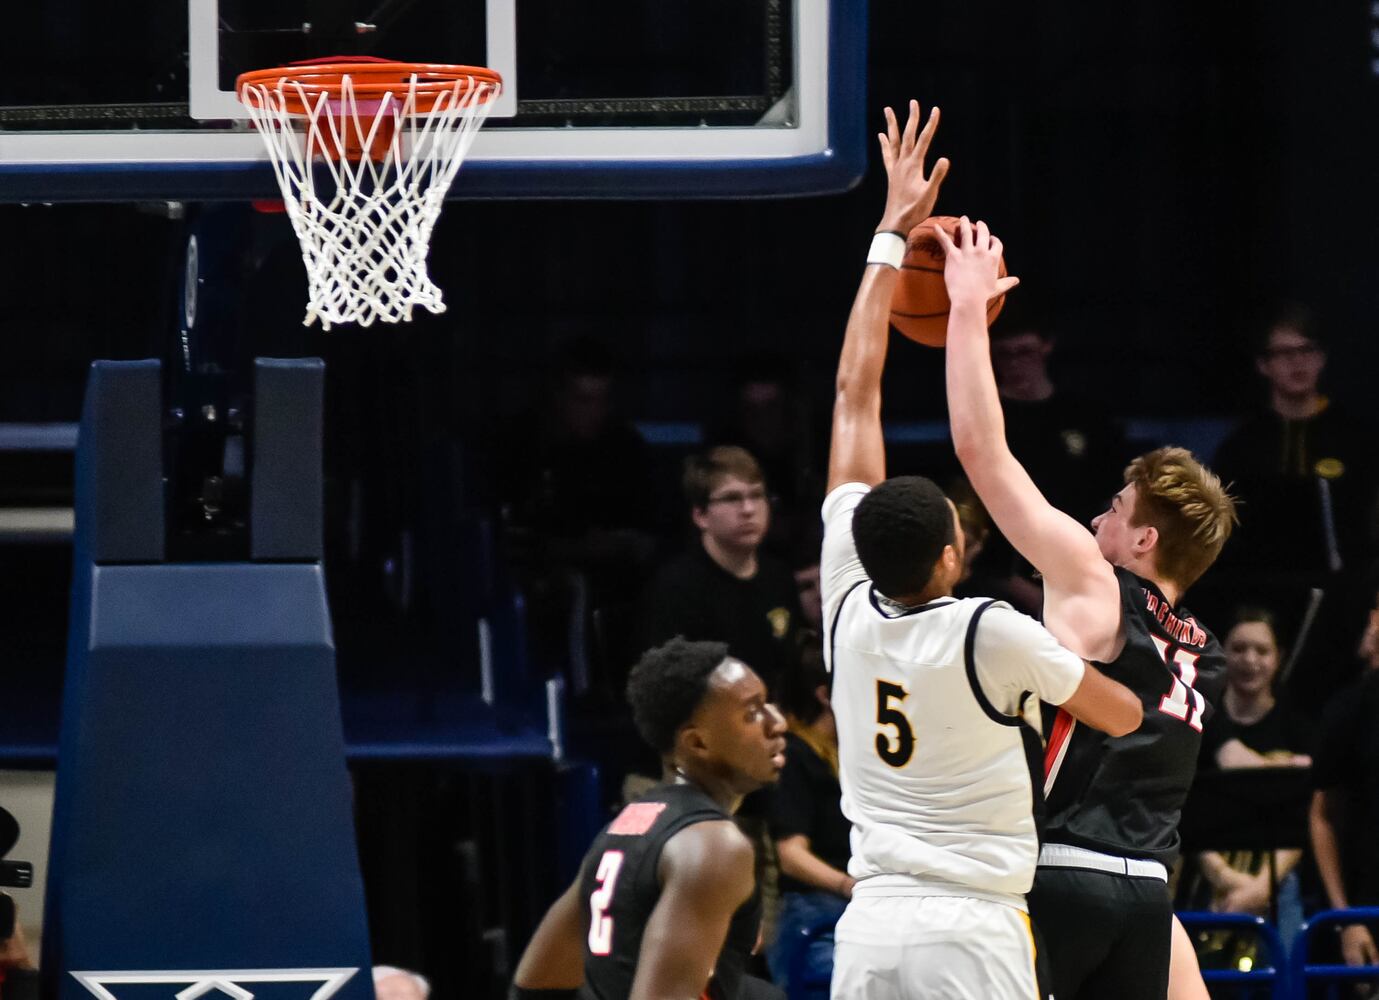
511, 637, 786, 1000
939, 218, 1238, 1000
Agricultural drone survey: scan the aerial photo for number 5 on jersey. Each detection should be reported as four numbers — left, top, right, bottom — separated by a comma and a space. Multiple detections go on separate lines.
588, 850, 624, 955
875, 680, 916, 767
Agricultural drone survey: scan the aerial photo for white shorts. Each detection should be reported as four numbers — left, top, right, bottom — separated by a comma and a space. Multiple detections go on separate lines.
831, 895, 1045, 1000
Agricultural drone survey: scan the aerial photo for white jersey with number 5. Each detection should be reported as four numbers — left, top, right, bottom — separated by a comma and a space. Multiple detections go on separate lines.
821, 482, 1086, 904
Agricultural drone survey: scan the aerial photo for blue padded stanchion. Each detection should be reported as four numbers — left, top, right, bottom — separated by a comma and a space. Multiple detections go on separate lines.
43, 359, 373, 1000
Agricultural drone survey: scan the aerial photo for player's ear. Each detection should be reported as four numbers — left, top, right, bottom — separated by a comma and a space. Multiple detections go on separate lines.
1134, 523, 1158, 555
677, 719, 711, 762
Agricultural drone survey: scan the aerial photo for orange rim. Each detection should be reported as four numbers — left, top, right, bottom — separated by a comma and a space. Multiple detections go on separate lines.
236, 58, 502, 115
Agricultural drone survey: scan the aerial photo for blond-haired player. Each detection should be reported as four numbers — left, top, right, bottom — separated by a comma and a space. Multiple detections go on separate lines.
939, 217, 1237, 1000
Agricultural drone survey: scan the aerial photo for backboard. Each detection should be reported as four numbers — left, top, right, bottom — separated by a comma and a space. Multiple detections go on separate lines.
0, 0, 865, 201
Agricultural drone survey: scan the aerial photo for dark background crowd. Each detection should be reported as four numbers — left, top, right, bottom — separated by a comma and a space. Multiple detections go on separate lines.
3, 0, 1379, 996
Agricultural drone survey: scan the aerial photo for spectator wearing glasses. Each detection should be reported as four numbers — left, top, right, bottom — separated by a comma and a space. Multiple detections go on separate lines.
640, 446, 803, 693
1213, 303, 1379, 579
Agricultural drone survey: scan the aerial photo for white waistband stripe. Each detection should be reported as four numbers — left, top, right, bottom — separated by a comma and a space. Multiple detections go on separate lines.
1038, 843, 1168, 882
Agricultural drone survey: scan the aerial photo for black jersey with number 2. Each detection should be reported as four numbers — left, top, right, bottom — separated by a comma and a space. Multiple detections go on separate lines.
1042, 566, 1226, 865
577, 782, 759, 1000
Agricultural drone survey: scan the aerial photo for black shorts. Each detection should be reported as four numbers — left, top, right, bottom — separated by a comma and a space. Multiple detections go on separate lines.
1027, 865, 1173, 1000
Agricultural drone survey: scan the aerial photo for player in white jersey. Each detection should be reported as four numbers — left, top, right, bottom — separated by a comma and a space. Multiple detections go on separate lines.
824, 101, 1143, 1000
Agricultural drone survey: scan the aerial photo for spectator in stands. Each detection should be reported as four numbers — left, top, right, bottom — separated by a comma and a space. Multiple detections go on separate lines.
494, 336, 659, 672
1201, 607, 1315, 770
1213, 302, 1379, 579
707, 355, 826, 561
1183, 608, 1313, 961
1311, 583, 1379, 977
373, 966, 429, 1000
765, 647, 850, 1000
640, 447, 803, 692
496, 336, 658, 580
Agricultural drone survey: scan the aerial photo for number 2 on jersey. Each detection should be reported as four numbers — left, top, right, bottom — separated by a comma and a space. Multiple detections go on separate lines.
587, 849, 624, 955
875, 680, 916, 767
1151, 635, 1204, 732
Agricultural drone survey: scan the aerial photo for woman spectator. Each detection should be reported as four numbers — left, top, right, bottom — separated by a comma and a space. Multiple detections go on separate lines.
1184, 607, 1314, 964
765, 647, 851, 999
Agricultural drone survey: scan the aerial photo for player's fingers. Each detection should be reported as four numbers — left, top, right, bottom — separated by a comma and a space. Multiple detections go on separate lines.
959, 215, 973, 248
990, 235, 1003, 258
975, 219, 991, 249
927, 156, 950, 190
933, 222, 957, 254
901, 99, 921, 153
878, 133, 893, 170
884, 106, 899, 148
916, 105, 940, 159
995, 275, 1020, 296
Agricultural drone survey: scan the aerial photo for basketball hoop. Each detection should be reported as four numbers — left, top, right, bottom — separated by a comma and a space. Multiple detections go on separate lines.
236, 57, 502, 330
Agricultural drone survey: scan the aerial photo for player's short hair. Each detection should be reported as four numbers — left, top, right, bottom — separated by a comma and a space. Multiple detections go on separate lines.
852, 476, 955, 600
1124, 447, 1237, 592
626, 637, 732, 754
683, 446, 765, 510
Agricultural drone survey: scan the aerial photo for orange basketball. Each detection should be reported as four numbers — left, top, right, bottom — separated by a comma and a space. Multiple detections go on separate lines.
889, 216, 1007, 347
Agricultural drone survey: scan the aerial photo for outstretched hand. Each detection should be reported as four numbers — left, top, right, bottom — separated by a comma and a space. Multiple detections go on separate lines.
933, 216, 1020, 317
877, 101, 950, 234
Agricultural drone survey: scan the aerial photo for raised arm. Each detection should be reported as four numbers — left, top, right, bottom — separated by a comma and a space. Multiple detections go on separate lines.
827, 101, 949, 492
937, 218, 1121, 655
629, 821, 755, 1000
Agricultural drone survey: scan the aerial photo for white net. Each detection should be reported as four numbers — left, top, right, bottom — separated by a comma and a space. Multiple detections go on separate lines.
239, 70, 500, 330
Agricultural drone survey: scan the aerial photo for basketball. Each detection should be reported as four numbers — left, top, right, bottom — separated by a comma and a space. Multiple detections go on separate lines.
889, 216, 1008, 348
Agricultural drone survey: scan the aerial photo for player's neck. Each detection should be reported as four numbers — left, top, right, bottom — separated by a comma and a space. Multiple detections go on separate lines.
913, 583, 952, 605
1126, 559, 1180, 606
667, 762, 743, 814
1270, 389, 1325, 421
702, 535, 759, 580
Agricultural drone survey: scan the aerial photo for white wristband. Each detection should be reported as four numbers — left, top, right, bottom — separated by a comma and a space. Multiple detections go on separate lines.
867, 231, 906, 269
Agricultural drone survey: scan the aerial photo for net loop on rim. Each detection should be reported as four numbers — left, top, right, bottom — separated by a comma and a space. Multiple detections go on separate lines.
237, 61, 501, 330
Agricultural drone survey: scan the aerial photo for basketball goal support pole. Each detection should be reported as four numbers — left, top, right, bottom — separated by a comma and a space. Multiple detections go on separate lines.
43, 358, 374, 999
